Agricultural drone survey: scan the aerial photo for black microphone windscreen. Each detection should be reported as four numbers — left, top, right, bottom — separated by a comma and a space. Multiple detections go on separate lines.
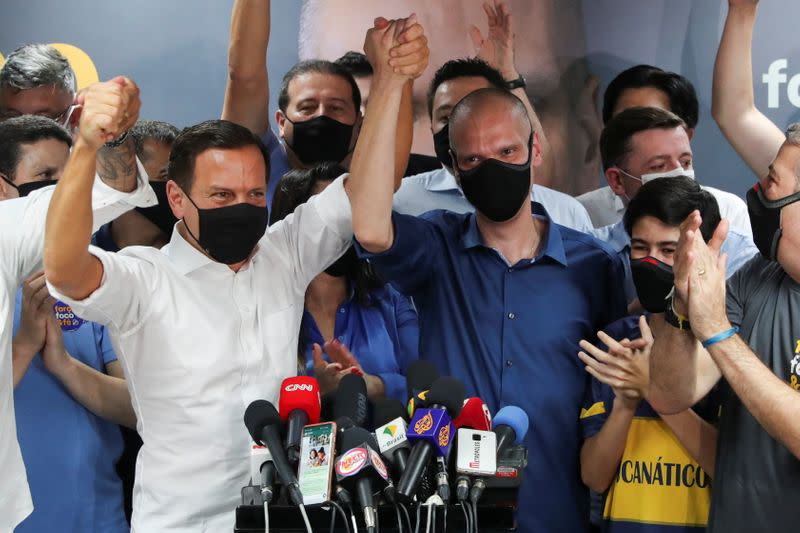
321, 392, 336, 422
406, 361, 439, 399
339, 426, 377, 452
244, 400, 281, 443
334, 374, 369, 426
372, 398, 408, 429
425, 377, 467, 416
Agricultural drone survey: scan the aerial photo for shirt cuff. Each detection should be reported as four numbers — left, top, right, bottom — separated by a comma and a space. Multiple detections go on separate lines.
310, 173, 353, 241
45, 246, 115, 326
91, 156, 157, 211
376, 372, 407, 403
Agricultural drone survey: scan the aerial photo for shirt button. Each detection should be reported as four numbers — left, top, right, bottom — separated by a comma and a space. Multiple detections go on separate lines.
507, 312, 516, 319
338, 336, 344, 342
507, 267, 513, 273
506, 360, 513, 367
339, 308, 345, 314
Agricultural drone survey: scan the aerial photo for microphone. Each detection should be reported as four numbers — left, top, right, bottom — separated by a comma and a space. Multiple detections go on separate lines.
493, 405, 529, 455
244, 400, 304, 506
334, 374, 369, 428
320, 391, 336, 422
335, 426, 390, 531
372, 398, 410, 481
250, 443, 277, 503
454, 397, 493, 431
279, 376, 321, 465
406, 360, 439, 400
453, 397, 493, 501
396, 376, 465, 502
470, 405, 529, 504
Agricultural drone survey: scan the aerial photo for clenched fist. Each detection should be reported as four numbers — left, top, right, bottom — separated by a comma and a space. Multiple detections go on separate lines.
77, 76, 140, 150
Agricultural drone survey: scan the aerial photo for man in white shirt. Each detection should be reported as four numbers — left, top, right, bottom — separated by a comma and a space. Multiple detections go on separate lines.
392, 2, 592, 231
43, 17, 428, 532
0, 78, 154, 532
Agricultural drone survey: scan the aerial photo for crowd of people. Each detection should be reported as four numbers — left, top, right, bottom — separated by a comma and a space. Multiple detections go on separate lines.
0, 0, 797, 532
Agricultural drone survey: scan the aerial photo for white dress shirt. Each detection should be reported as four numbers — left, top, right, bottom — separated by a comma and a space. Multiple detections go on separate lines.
393, 167, 593, 232
49, 176, 352, 533
577, 184, 754, 237
0, 170, 154, 532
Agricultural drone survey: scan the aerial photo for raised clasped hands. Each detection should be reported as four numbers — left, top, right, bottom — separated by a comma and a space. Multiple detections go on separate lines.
77, 76, 141, 150
364, 13, 429, 85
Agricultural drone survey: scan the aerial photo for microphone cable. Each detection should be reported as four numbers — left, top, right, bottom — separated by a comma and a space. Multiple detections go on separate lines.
414, 501, 422, 533
472, 500, 479, 533
298, 503, 313, 533
329, 501, 352, 533
460, 501, 471, 533
399, 502, 413, 533
349, 503, 359, 533
263, 500, 269, 533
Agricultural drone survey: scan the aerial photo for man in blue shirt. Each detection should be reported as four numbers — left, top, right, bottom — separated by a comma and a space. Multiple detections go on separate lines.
352, 84, 626, 531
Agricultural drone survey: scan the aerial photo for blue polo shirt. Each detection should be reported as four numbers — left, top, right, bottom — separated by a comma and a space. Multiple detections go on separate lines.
13, 290, 127, 533
356, 204, 626, 532
300, 284, 419, 402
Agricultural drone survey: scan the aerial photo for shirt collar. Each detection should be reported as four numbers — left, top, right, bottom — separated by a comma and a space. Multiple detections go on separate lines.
460, 202, 568, 266
614, 193, 625, 213
161, 224, 224, 276
424, 166, 460, 192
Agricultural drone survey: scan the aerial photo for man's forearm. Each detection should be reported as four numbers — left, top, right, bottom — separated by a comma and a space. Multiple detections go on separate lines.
708, 334, 800, 459
11, 339, 38, 388
53, 355, 136, 428
222, 0, 270, 134
392, 80, 414, 189
580, 399, 636, 492
44, 139, 103, 299
96, 137, 139, 193
660, 409, 718, 477
349, 74, 406, 252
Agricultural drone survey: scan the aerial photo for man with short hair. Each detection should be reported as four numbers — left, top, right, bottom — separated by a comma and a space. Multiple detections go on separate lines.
578, 65, 751, 232
222, 0, 420, 206
353, 85, 625, 532
0, 115, 72, 199
647, 121, 800, 532
43, 18, 426, 532
335, 51, 373, 114
0, 77, 154, 533
594, 107, 757, 302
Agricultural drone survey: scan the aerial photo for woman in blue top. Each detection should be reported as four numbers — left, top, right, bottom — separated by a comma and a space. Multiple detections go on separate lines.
270, 163, 419, 401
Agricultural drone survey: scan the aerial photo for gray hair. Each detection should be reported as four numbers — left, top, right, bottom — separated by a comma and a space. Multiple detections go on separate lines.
0, 44, 77, 95
786, 123, 800, 147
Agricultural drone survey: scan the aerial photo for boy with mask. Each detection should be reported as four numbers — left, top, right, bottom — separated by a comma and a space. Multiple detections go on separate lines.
578, 176, 719, 532
43, 16, 428, 532
221, 0, 419, 207
352, 85, 626, 532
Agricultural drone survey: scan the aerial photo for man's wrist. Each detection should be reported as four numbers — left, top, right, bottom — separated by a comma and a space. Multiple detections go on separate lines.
12, 336, 39, 362
48, 351, 76, 382
612, 395, 640, 413
695, 320, 734, 347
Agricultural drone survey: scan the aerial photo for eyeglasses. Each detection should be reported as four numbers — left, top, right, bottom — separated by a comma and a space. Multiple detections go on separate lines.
0, 103, 79, 127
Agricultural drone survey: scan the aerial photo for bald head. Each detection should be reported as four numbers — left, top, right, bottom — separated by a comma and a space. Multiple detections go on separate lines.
449, 88, 531, 156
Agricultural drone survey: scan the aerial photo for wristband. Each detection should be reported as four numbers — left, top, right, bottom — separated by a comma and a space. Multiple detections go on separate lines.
103, 130, 129, 148
701, 326, 739, 349
664, 294, 691, 330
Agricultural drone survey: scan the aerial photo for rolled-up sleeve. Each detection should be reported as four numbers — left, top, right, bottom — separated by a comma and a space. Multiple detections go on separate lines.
47, 246, 157, 334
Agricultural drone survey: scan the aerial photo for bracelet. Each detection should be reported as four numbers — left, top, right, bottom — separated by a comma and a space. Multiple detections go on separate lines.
664, 293, 691, 330
701, 326, 739, 348
103, 130, 129, 148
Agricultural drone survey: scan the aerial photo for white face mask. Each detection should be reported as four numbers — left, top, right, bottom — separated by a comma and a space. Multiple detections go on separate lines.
620, 165, 695, 184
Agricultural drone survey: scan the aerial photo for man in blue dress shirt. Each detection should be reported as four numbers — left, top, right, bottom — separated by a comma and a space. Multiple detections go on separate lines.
352, 85, 626, 532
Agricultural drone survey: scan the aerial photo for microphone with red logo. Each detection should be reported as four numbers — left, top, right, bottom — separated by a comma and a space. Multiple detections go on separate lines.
396, 376, 465, 502
453, 397, 494, 502
335, 426, 390, 533
279, 376, 321, 466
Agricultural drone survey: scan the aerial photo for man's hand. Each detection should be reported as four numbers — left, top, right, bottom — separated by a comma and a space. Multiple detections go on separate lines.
41, 312, 71, 378
578, 316, 654, 408
13, 272, 54, 357
365, 15, 429, 84
729, 0, 759, 6
471, 0, 517, 79
77, 76, 140, 150
312, 343, 345, 394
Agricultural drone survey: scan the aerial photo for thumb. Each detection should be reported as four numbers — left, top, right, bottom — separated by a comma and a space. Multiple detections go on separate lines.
639, 315, 654, 345
109, 75, 127, 87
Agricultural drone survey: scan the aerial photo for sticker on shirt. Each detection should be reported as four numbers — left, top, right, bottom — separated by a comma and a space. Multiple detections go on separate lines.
789, 340, 800, 390
53, 301, 85, 331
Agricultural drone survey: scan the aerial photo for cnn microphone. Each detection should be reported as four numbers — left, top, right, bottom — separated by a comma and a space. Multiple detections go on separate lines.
372, 398, 410, 480
279, 376, 322, 465
396, 376, 465, 502
243, 400, 304, 507
334, 374, 369, 428
335, 427, 390, 532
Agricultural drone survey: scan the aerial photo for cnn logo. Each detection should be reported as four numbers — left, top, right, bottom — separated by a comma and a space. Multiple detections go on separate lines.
284, 383, 315, 392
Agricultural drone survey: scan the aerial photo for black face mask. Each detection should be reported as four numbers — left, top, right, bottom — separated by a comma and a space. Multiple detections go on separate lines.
747, 183, 800, 260
453, 139, 532, 222
432, 124, 451, 168
1, 174, 57, 197
135, 181, 178, 236
285, 115, 354, 165
324, 245, 360, 278
183, 194, 268, 264
631, 256, 674, 313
